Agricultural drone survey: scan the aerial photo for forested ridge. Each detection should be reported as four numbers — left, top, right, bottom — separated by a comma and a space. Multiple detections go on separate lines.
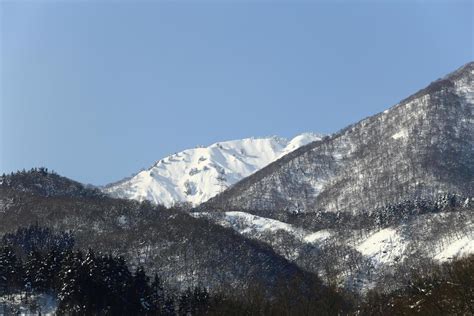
0, 170, 349, 315
1, 169, 472, 315
1, 225, 472, 315
1, 224, 472, 315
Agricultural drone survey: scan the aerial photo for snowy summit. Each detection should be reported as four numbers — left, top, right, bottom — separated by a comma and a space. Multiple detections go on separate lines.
103, 133, 322, 207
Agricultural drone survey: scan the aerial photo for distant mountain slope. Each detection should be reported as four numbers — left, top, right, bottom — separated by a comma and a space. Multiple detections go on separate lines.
204, 62, 474, 219
0, 170, 313, 293
195, 195, 473, 293
103, 133, 321, 206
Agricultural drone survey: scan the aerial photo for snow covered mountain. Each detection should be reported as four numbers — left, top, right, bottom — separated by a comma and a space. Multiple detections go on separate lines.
195, 62, 474, 293
204, 62, 474, 219
103, 133, 322, 206
1, 63, 472, 301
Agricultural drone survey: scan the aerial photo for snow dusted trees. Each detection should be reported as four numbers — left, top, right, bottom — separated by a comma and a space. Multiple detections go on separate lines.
358, 255, 474, 315
0, 225, 214, 315
0, 246, 22, 296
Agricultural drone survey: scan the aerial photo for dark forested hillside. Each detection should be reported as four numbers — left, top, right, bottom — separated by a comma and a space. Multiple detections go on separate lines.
0, 170, 350, 314
355, 255, 474, 315
0, 226, 349, 315
0, 170, 326, 294
0, 221, 471, 315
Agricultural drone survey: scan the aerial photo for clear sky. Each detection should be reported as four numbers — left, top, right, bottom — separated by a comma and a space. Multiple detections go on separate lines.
1, 1, 472, 185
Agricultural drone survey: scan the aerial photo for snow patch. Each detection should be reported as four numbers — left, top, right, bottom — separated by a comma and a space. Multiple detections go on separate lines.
194, 211, 332, 245
218, 211, 299, 234
391, 129, 409, 140
433, 235, 474, 262
303, 230, 331, 243
356, 228, 407, 266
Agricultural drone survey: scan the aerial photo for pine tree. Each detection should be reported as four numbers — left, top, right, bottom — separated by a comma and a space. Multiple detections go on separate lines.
0, 246, 22, 295
57, 251, 85, 314
24, 250, 48, 293
192, 286, 210, 315
43, 248, 66, 291
163, 296, 176, 316
179, 288, 193, 316
150, 273, 165, 313
128, 266, 152, 314
82, 249, 102, 313
97, 254, 134, 314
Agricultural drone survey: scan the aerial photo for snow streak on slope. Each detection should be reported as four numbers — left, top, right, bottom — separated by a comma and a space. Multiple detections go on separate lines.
192, 211, 333, 261
433, 235, 474, 262
104, 133, 322, 206
194, 211, 332, 243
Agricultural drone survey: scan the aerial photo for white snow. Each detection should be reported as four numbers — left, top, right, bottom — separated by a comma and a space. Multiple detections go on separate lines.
104, 133, 322, 207
194, 211, 332, 245
433, 235, 474, 262
391, 128, 409, 140
303, 230, 332, 243
356, 228, 407, 266
218, 211, 300, 234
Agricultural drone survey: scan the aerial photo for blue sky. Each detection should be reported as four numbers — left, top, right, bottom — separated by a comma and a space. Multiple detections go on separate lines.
1, 1, 472, 185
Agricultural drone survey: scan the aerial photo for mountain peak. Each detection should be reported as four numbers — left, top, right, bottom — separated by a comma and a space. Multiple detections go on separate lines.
103, 133, 322, 206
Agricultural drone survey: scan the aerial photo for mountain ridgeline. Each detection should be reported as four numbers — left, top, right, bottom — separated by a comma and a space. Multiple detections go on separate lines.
0, 62, 473, 314
0, 167, 103, 199
203, 62, 474, 220
103, 133, 322, 207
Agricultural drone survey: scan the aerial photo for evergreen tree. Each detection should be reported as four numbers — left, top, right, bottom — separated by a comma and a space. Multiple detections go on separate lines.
24, 250, 48, 293
192, 286, 210, 315
150, 273, 166, 313
99, 254, 133, 314
0, 246, 22, 295
179, 288, 193, 316
57, 251, 85, 314
163, 297, 176, 316
128, 266, 152, 314
43, 248, 66, 291
82, 249, 102, 313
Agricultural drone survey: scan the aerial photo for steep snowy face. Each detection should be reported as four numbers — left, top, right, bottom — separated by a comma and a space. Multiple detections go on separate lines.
205, 62, 474, 218
103, 133, 322, 206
